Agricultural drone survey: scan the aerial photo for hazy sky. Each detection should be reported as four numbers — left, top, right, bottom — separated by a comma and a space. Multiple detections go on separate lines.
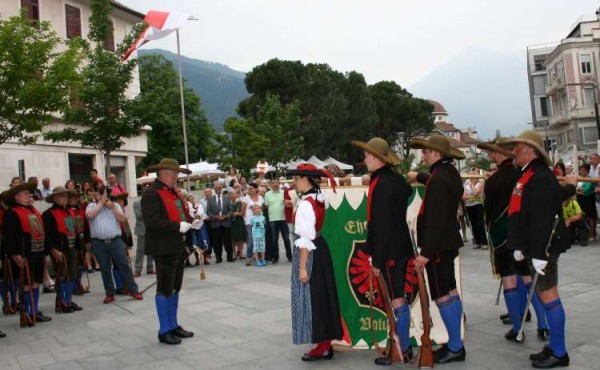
120, 0, 599, 87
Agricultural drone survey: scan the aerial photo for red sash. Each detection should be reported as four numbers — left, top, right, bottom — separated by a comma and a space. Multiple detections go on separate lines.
508, 167, 535, 216
50, 208, 76, 249
69, 207, 85, 234
367, 176, 379, 222
305, 196, 325, 232
156, 188, 187, 222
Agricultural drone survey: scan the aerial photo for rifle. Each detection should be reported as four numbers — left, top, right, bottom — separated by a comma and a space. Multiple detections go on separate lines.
19, 258, 36, 327
2, 258, 17, 315
410, 229, 434, 369
375, 272, 404, 364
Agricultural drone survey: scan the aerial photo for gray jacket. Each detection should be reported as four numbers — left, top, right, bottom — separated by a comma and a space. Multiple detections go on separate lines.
206, 193, 232, 228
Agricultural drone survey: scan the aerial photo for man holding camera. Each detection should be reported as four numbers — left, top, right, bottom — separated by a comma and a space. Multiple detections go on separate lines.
86, 185, 142, 304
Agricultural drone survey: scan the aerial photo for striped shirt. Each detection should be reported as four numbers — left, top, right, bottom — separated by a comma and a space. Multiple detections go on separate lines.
86, 202, 123, 240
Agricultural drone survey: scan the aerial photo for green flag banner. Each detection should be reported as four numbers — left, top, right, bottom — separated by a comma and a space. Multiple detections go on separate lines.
320, 186, 465, 349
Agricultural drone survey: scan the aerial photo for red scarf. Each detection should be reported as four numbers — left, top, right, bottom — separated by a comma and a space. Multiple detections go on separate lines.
156, 187, 187, 222
12, 206, 45, 243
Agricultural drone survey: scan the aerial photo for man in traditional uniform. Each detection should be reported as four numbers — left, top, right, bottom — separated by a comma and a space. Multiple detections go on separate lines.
352, 137, 414, 365
478, 139, 551, 343
408, 134, 466, 364
503, 131, 570, 368
43, 186, 83, 314
67, 192, 90, 295
142, 158, 198, 345
2, 182, 52, 326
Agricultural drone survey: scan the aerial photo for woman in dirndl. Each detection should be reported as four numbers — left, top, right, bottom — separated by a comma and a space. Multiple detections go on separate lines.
287, 164, 343, 362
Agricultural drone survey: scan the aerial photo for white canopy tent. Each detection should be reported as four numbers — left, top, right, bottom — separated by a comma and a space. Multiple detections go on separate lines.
323, 157, 353, 171
136, 161, 225, 185
306, 155, 326, 169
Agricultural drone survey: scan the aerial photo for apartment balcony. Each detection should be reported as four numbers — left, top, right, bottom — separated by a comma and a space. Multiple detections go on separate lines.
546, 76, 565, 95
548, 110, 570, 127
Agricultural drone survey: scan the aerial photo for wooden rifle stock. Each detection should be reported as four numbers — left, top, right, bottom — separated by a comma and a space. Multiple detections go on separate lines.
417, 269, 434, 368
375, 273, 404, 364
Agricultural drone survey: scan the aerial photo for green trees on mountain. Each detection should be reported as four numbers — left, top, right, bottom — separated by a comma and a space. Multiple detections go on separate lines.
137, 54, 215, 170
237, 58, 434, 166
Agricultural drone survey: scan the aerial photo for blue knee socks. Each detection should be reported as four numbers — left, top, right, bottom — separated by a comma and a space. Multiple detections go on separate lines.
517, 277, 527, 315
526, 282, 548, 330
155, 294, 171, 335
394, 304, 410, 353
503, 288, 522, 333
545, 299, 567, 357
436, 295, 463, 352
33, 288, 40, 314
169, 293, 180, 331
113, 268, 123, 290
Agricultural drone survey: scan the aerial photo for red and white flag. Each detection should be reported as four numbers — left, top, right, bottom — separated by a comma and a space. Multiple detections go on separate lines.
123, 10, 189, 61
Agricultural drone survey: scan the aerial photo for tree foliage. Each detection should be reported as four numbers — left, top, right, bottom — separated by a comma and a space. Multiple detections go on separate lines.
44, 0, 146, 176
213, 117, 269, 176
237, 59, 433, 166
136, 54, 215, 173
0, 10, 82, 146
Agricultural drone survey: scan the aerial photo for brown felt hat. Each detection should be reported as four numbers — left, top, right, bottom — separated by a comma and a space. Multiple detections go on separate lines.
501, 130, 551, 166
351, 137, 401, 166
147, 158, 192, 175
409, 134, 466, 160
45, 186, 77, 203
477, 138, 515, 158
3, 182, 37, 206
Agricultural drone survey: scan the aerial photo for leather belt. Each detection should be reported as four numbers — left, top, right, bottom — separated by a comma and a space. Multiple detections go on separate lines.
92, 236, 120, 243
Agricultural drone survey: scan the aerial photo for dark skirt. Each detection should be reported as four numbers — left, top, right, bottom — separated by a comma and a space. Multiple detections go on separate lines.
291, 236, 343, 344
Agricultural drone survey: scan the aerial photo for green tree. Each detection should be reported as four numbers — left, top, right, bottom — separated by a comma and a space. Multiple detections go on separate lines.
136, 54, 215, 173
0, 10, 82, 145
255, 93, 303, 171
44, 0, 146, 177
368, 81, 434, 157
213, 117, 269, 175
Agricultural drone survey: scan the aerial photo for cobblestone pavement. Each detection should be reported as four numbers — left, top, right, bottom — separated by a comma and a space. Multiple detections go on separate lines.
0, 240, 599, 369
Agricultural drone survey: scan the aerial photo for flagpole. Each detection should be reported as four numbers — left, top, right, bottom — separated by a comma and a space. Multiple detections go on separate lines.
176, 28, 191, 191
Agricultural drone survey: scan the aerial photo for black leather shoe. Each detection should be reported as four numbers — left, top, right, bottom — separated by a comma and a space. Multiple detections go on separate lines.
216, 257, 223, 263
172, 326, 194, 338
434, 346, 466, 364
158, 331, 181, 345
537, 329, 550, 341
374, 356, 393, 365
227, 257, 235, 262
70, 302, 83, 311
272, 257, 279, 264
36, 312, 52, 322
42, 286, 55, 294
301, 348, 333, 361
58, 305, 74, 314
0, 330, 5, 338
530, 346, 553, 361
532, 353, 569, 368
500, 313, 509, 320
505, 329, 525, 343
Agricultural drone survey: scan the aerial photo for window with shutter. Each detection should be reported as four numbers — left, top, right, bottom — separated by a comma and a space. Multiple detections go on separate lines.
65, 5, 82, 39
21, 0, 40, 22
103, 22, 115, 52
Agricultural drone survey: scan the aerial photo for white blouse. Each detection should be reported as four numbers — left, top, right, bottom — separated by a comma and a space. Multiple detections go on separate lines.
294, 192, 328, 251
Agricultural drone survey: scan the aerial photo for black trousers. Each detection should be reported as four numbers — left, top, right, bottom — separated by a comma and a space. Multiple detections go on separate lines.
154, 252, 185, 296
211, 226, 232, 260
466, 203, 488, 246
268, 221, 292, 261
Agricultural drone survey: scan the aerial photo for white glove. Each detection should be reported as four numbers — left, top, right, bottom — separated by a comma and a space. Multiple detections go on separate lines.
513, 250, 524, 261
191, 219, 202, 230
179, 222, 192, 233
532, 258, 547, 276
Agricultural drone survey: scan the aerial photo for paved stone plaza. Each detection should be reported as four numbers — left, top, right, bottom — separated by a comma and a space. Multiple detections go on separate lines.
0, 241, 599, 370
